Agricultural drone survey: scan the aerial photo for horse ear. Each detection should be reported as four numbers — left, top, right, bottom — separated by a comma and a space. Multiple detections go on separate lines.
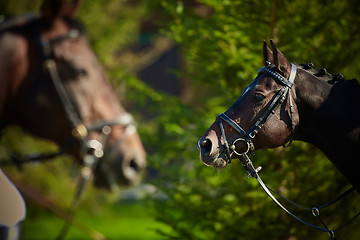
270, 39, 291, 78
262, 40, 273, 66
41, 0, 82, 24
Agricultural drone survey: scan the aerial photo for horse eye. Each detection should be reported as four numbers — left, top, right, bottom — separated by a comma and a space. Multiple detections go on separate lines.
253, 93, 265, 102
76, 68, 88, 77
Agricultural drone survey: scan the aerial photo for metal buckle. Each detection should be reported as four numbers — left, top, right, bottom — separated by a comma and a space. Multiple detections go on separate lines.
238, 153, 262, 178
248, 130, 257, 139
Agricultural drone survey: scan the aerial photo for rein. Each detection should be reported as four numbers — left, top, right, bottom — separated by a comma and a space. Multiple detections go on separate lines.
217, 64, 359, 239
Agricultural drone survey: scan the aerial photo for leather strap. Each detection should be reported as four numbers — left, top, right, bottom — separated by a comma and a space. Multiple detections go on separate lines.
218, 113, 246, 136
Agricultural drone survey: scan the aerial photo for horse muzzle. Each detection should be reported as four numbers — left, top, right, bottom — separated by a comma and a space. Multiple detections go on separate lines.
91, 124, 146, 190
93, 148, 146, 190
198, 137, 228, 169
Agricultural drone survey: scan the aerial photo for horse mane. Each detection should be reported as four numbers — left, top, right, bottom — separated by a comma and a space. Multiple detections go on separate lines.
0, 14, 38, 33
298, 63, 359, 87
0, 13, 86, 37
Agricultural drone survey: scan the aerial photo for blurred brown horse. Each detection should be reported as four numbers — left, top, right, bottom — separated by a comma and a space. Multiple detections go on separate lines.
0, 1, 146, 238
199, 40, 360, 191
0, 1, 146, 189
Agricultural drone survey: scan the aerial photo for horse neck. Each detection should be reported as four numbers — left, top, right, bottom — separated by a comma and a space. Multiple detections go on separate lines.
0, 24, 37, 130
294, 68, 360, 189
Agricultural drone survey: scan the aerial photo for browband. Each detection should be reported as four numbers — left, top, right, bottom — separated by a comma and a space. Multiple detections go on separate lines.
258, 63, 297, 88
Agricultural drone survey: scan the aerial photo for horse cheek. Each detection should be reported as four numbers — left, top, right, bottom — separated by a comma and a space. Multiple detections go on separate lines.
258, 119, 290, 148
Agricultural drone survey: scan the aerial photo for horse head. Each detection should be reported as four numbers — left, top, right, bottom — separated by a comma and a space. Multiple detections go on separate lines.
198, 40, 299, 169
0, 0, 146, 188
198, 39, 360, 236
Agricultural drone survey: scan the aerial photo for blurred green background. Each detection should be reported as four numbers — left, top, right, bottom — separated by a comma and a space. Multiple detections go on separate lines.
1, 0, 360, 239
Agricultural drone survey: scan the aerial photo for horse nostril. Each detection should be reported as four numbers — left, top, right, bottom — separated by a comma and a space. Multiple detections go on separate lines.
200, 138, 212, 156
121, 155, 146, 186
129, 158, 140, 173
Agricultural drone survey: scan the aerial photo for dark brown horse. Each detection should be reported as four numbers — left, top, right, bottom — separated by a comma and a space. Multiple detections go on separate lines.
198, 40, 360, 191
198, 40, 360, 237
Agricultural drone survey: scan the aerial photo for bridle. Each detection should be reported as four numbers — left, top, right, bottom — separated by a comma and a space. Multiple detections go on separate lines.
28, 17, 137, 187
42, 31, 137, 160
216, 64, 359, 239
217, 63, 297, 163
1, 16, 137, 168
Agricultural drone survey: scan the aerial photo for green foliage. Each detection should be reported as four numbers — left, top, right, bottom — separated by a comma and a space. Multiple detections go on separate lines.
0, 0, 42, 16
2, 0, 360, 239
22, 200, 170, 239
78, 1, 150, 64
147, 0, 360, 239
